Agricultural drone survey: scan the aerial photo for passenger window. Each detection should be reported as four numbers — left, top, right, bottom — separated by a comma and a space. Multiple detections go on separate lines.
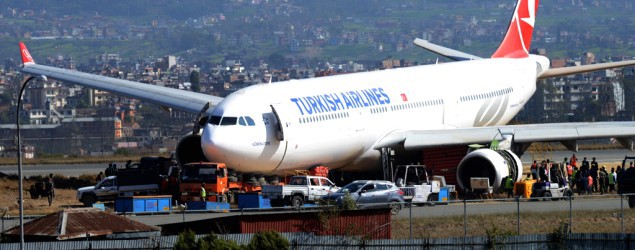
239, 117, 246, 126
209, 115, 222, 125
245, 116, 255, 126
376, 184, 388, 190
220, 117, 237, 126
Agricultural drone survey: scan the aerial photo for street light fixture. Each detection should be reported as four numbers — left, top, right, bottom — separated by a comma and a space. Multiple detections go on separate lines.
16, 74, 46, 249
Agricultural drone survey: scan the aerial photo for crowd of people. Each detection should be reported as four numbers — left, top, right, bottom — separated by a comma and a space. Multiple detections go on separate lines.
527, 154, 635, 195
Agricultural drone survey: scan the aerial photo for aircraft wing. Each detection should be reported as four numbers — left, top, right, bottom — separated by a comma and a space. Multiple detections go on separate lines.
374, 122, 635, 152
538, 60, 635, 80
413, 38, 483, 61
19, 42, 222, 114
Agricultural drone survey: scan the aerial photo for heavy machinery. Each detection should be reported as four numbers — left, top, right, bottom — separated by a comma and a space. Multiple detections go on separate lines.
530, 163, 573, 201
618, 156, 635, 208
393, 165, 454, 205
179, 162, 262, 203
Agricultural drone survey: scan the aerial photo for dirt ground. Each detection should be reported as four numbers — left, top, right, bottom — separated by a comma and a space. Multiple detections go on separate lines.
0, 178, 85, 216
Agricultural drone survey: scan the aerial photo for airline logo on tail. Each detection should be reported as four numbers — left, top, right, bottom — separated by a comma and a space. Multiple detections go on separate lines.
491, 0, 539, 58
19, 42, 35, 65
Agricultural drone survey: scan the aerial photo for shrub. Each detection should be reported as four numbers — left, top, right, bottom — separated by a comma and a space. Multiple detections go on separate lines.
246, 231, 289, 250
173, 229, 197, 250
197, 233, 241, 250
174, 230, 243, 250
341, 191, 357, 210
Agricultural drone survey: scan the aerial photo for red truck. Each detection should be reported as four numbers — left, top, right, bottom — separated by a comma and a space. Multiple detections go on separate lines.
179, 162, 262, 203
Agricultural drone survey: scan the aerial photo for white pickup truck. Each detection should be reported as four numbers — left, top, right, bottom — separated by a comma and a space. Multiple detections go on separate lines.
261, 175, 339, 208
76, 176, 160, 207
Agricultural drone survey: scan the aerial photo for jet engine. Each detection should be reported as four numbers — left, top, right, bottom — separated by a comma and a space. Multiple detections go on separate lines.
175, 102, 212, 165
175, 133, 208, 165
455, 149, 523, 193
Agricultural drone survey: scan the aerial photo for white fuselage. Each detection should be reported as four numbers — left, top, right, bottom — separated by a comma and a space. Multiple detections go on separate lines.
201, 57, 542, 174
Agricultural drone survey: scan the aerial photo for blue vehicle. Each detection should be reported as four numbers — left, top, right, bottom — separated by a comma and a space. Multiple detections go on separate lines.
324, 180, 405, 215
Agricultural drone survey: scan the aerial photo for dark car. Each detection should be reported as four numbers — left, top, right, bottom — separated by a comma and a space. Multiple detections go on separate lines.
324, 180, 405, 215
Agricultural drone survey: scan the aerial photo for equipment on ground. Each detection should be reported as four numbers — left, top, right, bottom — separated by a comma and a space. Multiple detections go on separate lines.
393, 165, 454, 205
179, 162, 262, 204
262, 175, 338, 209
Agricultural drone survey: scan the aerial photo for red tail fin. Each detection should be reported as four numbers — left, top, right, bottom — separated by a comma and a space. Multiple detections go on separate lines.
491, 0, 539, 58
19, 42, 35, 65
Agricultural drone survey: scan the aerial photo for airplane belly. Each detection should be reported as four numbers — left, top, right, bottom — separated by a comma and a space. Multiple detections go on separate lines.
273, 128, 366, 173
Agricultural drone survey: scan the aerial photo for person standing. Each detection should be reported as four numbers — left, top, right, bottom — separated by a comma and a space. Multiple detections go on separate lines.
570, 166, 578, 190
539, 161, 548, 182
599, 166, 608, 194
609, 167, 616, 192
530, 160, 538, 180
505, 176, 514, 198
566, 162, 573, 186
47, 173, 55, 206
587, 175, 593, 195
590, 157, 599, 192
570, 154, 578, 168
581, 157, 589, 171
95, 172, 104, 182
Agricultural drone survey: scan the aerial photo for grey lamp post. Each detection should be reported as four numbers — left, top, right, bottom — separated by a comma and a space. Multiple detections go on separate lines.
16, 75, 45, 249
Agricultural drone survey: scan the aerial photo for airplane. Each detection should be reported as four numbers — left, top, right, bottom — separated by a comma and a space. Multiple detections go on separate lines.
18, 0, 635, 193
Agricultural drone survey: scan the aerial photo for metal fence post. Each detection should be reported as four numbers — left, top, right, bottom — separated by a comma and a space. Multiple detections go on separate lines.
569, 192, 573, 233
463, 199, 467, 238
516, 196, 520, 235
409, 202, 412, 240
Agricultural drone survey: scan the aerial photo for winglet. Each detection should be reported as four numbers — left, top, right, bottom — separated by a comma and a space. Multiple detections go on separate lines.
491, 0, 539, 58
19, 42, 35, 65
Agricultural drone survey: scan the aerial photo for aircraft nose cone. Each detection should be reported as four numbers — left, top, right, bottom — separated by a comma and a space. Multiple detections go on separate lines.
201, 123, 226, 162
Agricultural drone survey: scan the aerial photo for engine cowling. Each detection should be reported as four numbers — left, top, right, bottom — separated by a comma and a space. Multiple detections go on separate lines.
175, 133, 208, 165
456, 149, 523, 193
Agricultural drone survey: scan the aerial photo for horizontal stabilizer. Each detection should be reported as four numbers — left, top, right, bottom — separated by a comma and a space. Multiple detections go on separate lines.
413, 38, 482, 61
538, 60, 635, 79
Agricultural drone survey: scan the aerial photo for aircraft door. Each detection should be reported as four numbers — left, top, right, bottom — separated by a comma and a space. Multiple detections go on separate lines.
443, 95, 462, 128
270, 104, 295, 141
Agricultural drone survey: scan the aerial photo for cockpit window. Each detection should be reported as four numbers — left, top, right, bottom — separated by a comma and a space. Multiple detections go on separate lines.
220, 116, 237, 126
209, 115, 221, 125
238, 117, 246, 126
245, 116, 256, 126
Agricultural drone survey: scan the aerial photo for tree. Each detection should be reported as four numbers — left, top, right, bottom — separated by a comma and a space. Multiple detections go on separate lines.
189, 71, 200, 92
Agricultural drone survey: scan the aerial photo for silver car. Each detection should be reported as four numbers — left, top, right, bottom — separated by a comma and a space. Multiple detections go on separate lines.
324, 180, 405, 215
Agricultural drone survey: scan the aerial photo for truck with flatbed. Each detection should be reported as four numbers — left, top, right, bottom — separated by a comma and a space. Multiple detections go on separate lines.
77, 168, 162, 207
77, 158, 178, 207
262, 175, 339, 208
